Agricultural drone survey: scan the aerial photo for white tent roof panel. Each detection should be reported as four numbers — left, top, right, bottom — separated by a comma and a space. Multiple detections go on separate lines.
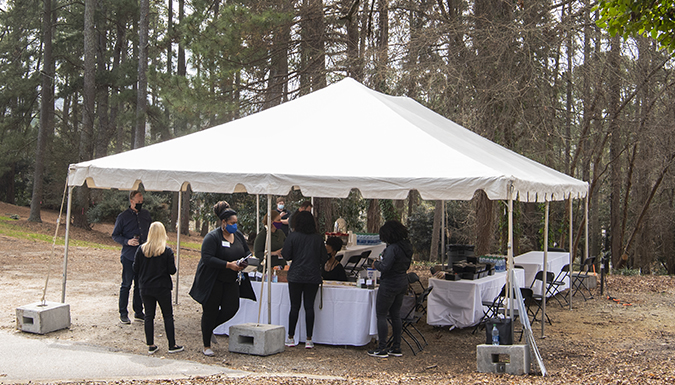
68, 78, 587, 202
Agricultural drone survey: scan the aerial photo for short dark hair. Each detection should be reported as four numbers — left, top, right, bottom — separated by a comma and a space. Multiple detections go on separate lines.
293, 211, 317, 234
129, 190, 142, 200
378, 220, 408, 244
299, 200, 313, 209
325, 236, 343, 252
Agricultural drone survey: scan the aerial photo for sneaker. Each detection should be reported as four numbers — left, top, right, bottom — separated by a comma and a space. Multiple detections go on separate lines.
168, 345, 184, 353
388, 348, 403, 357
285, 337, 297, 347
211, 333, 218, 345
120, 315, 131, 324
203, 348, 215, 356
305, 339, 314, 349
134, 314, 145, 323
148, 345, 158, 355
367, 349, 389, 358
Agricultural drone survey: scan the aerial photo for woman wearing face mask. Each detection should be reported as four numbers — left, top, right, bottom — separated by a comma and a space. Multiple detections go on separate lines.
253, 210, 286, 270
276, 197, 290, 235
189, 201, 250, 357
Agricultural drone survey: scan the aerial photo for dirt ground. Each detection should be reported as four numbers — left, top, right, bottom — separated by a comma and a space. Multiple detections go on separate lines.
1, 201, 675, 385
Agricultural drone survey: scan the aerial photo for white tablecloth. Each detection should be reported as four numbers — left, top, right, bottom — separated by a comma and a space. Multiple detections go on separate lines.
427, 270, 525, 328
337, 243, 387, 266
214, 281, 378, 346
514, 251, 570, 296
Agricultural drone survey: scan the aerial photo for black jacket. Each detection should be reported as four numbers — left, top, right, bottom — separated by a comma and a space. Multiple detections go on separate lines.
282, 232, 327, 285
112, 207, 152, 262
133, 246, 176, 295
189, 228, 251, 304
373, 239, 413, 281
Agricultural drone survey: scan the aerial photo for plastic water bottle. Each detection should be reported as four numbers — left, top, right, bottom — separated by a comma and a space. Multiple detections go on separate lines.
272, 270, 278, 283
492, 324, 500, 345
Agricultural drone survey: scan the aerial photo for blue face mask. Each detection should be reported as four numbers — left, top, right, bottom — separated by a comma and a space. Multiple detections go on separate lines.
277, 204, 284, 210
225, 223, 238, 234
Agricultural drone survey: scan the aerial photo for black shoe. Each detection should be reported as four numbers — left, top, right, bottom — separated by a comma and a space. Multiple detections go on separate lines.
148, 345, 158, 354
388, 348, 403, 357
120, 315, 131, 324
367, 349, 389, 358
168, 345, 184, 353
134, 314, 145, 322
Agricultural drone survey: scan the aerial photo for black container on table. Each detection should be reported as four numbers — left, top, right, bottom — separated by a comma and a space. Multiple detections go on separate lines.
446, 244, 475, 265
484, 318, 513, 345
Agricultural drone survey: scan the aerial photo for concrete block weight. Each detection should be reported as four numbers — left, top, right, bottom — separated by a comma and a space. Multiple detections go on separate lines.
16, 302, 71, 334
228, 323, 285, 356
476, 344, 530, 375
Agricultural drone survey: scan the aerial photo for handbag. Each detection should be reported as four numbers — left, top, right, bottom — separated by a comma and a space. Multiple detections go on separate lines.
238, 273, 257, 301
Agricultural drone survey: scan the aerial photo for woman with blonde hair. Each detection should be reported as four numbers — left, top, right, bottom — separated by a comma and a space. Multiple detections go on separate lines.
133, 221, 183, 354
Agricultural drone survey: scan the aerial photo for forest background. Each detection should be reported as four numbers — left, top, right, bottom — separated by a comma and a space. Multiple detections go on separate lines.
1, 0, 674, 274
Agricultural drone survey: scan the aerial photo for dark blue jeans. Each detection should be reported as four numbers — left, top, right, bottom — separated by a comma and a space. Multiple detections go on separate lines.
376, 277, 408, 350
141, 289, 175, 347
119, 258, 143, 317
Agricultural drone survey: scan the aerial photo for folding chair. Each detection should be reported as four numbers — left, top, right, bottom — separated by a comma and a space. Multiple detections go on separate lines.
345, 250, 371, 278
571, 256, 596, 300
473, 285, 507, 334
549, 264, 570, 307
528, 271, 555, 325
387, 284, 433, 355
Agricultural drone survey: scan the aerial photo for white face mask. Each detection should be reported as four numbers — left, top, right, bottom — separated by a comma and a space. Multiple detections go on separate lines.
277, 204, 284, 210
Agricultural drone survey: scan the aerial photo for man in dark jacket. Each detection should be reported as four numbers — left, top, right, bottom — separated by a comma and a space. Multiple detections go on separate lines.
112, 190, 152, 324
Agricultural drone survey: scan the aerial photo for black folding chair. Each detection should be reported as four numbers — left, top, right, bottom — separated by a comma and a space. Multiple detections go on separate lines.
387, 277, 433, 356
473, 285, 507, 334
529, 271, 555, 325
345, 250, 371, 278
550, 264, 570, 307
571, 257, 596, 300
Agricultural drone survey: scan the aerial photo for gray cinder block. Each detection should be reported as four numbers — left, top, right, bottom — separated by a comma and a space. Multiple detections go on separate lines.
476, 344, 530, 375
16, 302, 71, 334
228, 323, 285, 356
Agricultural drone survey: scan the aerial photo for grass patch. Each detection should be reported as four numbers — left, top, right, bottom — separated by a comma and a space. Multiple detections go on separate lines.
0, 218, 116, 250
168, 240, 202, 251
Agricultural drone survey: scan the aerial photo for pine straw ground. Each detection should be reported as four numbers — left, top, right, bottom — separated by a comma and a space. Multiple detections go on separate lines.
1, 201, 674, 384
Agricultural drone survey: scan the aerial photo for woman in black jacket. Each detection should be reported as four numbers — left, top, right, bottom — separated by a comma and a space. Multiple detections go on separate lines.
133, 221, 182, 354
281, 210, 327, 349
189, 201, 249, 357
368, 220, 413, 358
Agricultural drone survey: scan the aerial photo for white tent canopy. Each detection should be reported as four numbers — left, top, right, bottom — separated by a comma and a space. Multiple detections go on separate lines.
68, 77, 587, 202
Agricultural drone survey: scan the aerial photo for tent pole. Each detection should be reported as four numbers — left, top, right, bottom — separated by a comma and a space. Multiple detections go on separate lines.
441, 200, 446, 266
61, 185, 74, 303
584, 196, 589, 267
542, 201, 549, 338
175, 190, 182, 305
256, 194, 260, 232
507, 185, 514, 336
266, 195, 272, 324
568, 198, 573, 310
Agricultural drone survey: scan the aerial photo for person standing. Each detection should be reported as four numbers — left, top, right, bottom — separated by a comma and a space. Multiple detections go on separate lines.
281, 211, 327, 349
112, 190, 152, 324
189, 202, 250, 357
133, 222, 183, 354
368, 220, 413, 358
253, 210, 286, 270
276, 197, 290, 235
288, 200, 313, 232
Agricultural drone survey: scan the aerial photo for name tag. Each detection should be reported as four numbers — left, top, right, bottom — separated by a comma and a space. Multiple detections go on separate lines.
222, 241, 231, 248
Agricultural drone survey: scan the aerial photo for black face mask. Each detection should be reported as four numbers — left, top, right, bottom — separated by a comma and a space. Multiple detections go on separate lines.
134, 202, 143, 211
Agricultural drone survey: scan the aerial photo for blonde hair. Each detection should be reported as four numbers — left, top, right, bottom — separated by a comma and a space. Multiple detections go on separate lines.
141, 222, 168, 258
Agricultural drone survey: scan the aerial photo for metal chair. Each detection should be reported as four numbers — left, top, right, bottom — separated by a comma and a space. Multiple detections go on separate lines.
571, 256, 596, 300
528, 271, 555, 325
345, 250, 371, 278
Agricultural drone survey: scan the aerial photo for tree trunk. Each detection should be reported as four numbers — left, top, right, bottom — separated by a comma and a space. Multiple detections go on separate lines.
474, 190, 493, 255
430, 200, 442, 263
29, 0, 54, 223
264, 0, 290, 109
73, 0, 97, 229
180, 188, 191, 236
135, 0, 149, 149
94, 3, 111, 159
366, 199, 380, 233
608, 34, 622, 267
313, 197, 334, 234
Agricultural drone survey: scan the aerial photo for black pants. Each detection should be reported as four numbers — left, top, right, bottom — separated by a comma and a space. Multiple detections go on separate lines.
376, 277, 407, 350
287, 282, 319, 339
141, 289, 175, 347
201, 280, 240, 347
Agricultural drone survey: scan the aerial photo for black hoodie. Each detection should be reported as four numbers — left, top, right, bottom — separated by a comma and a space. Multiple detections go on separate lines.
373, 239, 413, 280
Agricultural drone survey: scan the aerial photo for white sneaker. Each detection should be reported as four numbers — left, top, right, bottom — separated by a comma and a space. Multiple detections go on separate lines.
305, 339, 314, 349
285, 337, 297, 347
203, 348, 215, 356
